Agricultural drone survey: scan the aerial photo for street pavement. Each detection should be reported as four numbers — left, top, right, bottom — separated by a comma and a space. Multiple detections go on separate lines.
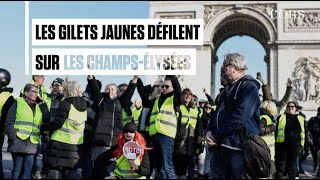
2, 135, 320, 179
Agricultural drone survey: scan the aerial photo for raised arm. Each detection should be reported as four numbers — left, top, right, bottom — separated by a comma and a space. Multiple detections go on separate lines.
119, 75, 138, 109
87, 75, 104, 105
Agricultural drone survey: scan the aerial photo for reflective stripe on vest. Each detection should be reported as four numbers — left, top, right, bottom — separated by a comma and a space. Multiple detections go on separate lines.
275, 114, 305, 146
0, 91, 12, 115
180, 105, 198, 129
51, 104, 87, 145
122, 109, 132, 126
14, 97, 42, 144
114, 155, 146, 179
198, 108, 203, 118
132, 107, 143, 126
149, 96, 177, 138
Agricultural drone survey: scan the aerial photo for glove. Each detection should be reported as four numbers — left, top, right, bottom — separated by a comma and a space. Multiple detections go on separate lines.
129, 160, 139, 172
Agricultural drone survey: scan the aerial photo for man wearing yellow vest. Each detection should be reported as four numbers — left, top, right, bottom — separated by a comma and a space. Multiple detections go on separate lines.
140, 75, 181, 179
0, 68, 15, 179
41, 80, 88, 179
274, 101, 305, 179
5, 84, 50, 179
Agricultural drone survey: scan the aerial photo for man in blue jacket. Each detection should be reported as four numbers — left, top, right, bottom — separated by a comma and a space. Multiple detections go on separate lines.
205, 53, 260, 179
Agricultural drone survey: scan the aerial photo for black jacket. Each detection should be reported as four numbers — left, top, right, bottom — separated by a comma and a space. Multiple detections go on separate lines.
88, 77, 136, 147
0, 88, 15, 134
42, 97, 88, 168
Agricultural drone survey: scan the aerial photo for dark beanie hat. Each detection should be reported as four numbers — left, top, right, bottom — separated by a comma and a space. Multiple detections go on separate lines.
52, 78, 64, 86
123, 122, 137, 132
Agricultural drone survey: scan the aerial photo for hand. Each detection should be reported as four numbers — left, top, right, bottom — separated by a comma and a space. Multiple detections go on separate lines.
65, 75, 69, 82
197, 136, 202, 144
203, 88, 207, 94
36, 96, 44, 104
129, 160, 139, 171
88, 75, 93, 80
206, 136, 217, 147
256, 73, 262, 80
286, 78, 292, 87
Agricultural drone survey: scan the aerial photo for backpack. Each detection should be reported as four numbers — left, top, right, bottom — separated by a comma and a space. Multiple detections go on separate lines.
239, 131, 272, 179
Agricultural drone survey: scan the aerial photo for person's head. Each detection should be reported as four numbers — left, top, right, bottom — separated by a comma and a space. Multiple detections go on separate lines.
123, 122, 137, 141
134, 99, 142, 109
285, 101, 298, 115
51, 78, 64, 94
113, 122, 151, 161
0, 68, 11, 89
23, 84, 39, 103
105, 83, 118, 98
204, 102, 213, 114
161, 78, 173, 94
32, 75, 45, 86
181, 88, 194, 107
260, 100, 278, 116
118, 83, 128, 97
222, 53, 247, 83
62, 81, 82, 98
198, 99, 206, 108
193, 95, 199, 106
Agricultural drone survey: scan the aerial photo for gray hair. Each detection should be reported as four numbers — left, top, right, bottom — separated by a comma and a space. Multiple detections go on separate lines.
24, 84, 39, 93
63, 81, 82, 98
223, 53, 248, 71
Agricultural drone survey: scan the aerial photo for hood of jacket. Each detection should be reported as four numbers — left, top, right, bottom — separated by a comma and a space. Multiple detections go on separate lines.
66, 97, 88, 112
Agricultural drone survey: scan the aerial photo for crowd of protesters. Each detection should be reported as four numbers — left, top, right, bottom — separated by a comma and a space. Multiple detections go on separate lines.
0, 52, 320, 179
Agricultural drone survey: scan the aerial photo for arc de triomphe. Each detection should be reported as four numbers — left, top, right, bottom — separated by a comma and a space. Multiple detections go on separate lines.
146, 1, 320, 117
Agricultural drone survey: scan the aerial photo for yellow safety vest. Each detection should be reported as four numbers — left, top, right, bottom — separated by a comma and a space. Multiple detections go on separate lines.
14, 97, 42, 144
51, 104, 87, 145
198, 108, 203, 118
275, 114, 305, 146
0, 91, 12, 115
132, 107, 143, 127
260, 114, 275, 161
180, 105, 198, 129
149, 96, 177, 138
212, 105, 217, 111
114, 155, 146, 179
123, 109, 132, 127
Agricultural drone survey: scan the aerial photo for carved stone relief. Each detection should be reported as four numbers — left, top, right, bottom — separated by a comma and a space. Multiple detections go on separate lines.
204, 4, 277, 28
291, 57, 320, 106
156, 12, 195, 19
284, 9, 320, 32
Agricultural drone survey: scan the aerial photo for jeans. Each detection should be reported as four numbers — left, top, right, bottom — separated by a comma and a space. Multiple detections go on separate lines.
153, 134, 175, 179
11, 153, 35, 179
209, 146, 247, 179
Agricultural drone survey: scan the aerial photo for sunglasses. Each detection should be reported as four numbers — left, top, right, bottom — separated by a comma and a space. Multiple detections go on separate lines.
161, 85, 171, 89
123, 129, 135, 133
287, 105, 296, 108
205, 106, 212, 109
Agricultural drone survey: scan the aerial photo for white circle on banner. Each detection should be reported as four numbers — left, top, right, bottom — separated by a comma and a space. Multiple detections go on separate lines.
122, 141, 142, 160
